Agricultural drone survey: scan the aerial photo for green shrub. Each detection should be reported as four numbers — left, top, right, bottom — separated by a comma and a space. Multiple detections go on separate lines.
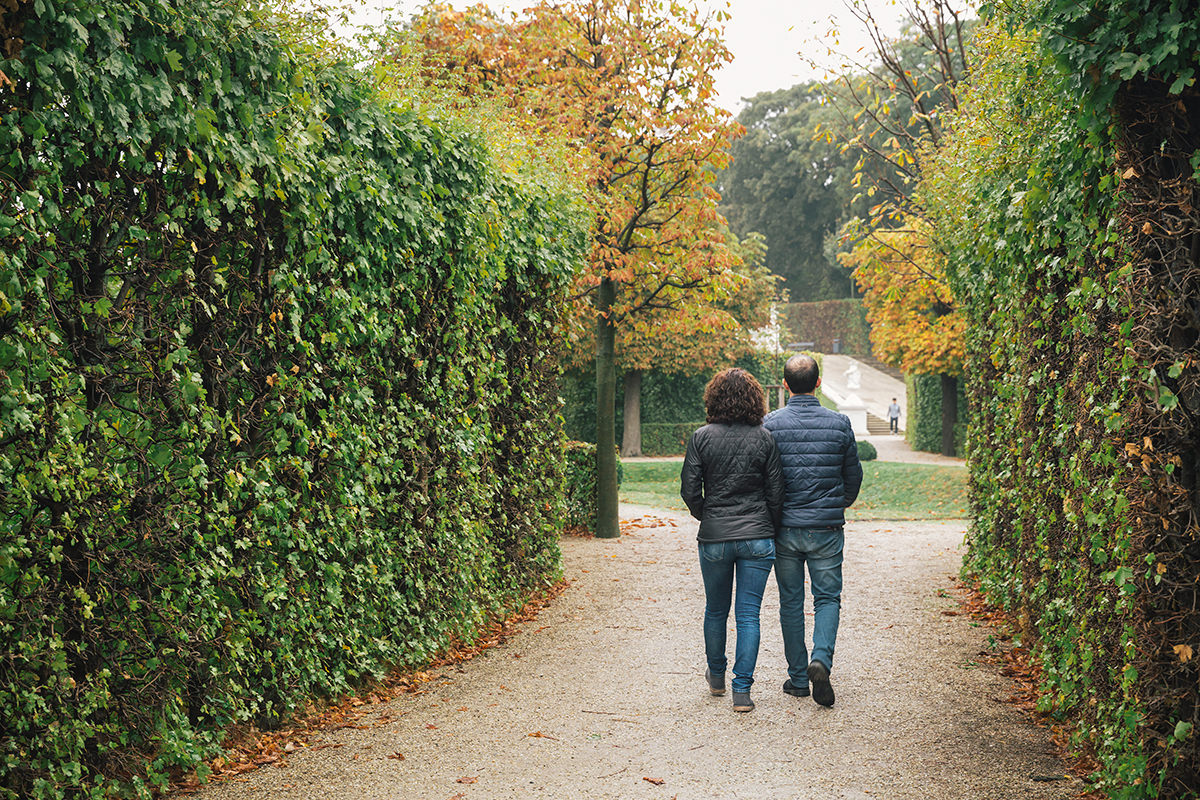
905, 374, 966, 456
0, 1, 585, 797
642, 422, 704, 456
561, 442, 621, 531
856, 440, 878, 461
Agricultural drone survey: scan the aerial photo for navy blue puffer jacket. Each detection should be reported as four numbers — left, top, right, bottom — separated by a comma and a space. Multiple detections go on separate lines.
763, 394, 863, 528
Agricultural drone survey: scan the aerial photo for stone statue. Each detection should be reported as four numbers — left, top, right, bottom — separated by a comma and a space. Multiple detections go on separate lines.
845, 362, 861, 390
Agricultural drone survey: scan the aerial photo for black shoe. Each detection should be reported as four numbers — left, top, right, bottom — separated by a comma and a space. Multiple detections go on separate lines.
807, 661, 835, 707
705, 667, 726, 696
732, 691, 754, 712
782, 678, 810, 698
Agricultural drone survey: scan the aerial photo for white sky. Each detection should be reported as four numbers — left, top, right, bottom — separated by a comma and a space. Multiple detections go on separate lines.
326, 0, 908, 113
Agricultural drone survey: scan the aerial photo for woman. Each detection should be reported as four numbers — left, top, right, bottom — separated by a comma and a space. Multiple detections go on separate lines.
680, 367, 785, 712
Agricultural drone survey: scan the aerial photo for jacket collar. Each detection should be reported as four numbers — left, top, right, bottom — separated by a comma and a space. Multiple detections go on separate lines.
786, 394, 820, 407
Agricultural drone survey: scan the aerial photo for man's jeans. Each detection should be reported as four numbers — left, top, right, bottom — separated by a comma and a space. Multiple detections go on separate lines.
698, 537, 776, 694
775, 526, 844, 687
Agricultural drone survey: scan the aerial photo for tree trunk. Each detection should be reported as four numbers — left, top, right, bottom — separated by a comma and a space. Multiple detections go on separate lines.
621, 369, 643, 458
594, 277, 620, 538
940, 373, 958, 458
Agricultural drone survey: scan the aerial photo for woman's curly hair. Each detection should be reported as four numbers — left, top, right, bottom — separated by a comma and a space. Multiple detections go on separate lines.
704, 367, 767, 426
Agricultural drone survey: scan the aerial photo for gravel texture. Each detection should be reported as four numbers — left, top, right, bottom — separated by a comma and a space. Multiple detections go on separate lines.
192, 509, 1081, 800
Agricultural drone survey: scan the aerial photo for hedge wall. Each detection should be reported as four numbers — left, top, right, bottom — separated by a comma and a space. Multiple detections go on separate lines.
0, 1, 585, 797
560, 349, 796, 454
780, 299, 870, 354
926, 4, 1199, 795
905, 373, 966, 457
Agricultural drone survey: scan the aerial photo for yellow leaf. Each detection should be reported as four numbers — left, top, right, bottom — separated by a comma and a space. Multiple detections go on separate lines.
1174, 644, 1193, 663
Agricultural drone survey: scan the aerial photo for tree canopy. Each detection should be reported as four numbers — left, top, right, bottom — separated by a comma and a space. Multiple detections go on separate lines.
403, 0, 746, 533
718, 82, 859, 301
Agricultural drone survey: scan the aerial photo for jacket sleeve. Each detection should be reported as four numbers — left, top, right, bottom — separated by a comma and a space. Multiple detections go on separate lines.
763, 433, 785, 531
842, 426, 864, 507
680, 431, 705, 521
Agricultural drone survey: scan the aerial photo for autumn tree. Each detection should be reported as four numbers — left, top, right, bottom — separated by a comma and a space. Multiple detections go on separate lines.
814, 0, 974, 454
821, 0, 974, 223
612, 229, 776, 457
840, 218, 964, 454
405, 0, 744, 536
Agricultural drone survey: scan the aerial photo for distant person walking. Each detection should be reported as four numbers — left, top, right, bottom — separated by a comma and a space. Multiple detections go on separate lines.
764, 355, 863, 707
681, 368, 785, 713
887, 398, 901, 434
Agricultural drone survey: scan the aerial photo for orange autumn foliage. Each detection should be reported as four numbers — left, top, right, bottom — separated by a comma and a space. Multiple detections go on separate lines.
405, 0, 749, 368
841, 220, 964, 375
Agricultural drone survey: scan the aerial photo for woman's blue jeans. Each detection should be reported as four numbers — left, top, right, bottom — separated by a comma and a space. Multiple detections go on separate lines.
698, 537, 776, 694
774, 526, 844, 688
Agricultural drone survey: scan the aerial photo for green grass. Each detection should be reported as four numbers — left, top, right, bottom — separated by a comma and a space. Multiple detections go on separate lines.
619, 460, 968, 520
620, 461, 690, 510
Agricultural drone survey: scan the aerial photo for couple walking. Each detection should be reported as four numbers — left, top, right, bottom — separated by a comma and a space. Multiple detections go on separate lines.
680, 355, 863, 712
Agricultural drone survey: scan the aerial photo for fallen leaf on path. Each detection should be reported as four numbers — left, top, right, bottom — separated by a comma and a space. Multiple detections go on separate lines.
426, 723, 438, 729
456, 776, 478, 784
643, 777, 666, 785
387, 752, 405, 760
528, 730, 559, 740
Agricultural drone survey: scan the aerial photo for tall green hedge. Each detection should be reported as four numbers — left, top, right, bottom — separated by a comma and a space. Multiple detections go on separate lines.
928, 3, 1199, 794
0, 1, 585, 797
904, 373, 966, 456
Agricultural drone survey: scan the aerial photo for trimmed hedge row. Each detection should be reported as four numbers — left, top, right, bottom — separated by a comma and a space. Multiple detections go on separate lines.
904, 373, 966, 456
780, 299, 871, 354
926, 6, 1199, 794
561, 349, 798, 451
0, 1, 585, 797
561, 442, 622, 532
641, 422, 704, 456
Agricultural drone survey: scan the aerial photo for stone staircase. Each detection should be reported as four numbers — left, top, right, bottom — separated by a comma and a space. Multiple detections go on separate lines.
866, 412, 894, 435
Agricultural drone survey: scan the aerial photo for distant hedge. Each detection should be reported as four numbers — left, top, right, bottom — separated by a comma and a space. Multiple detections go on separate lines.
561, 349, 796, 451
561, 442, 621, 532
0, 1, 585, 797
905, 374, 966, 457
780, 299, 870, 354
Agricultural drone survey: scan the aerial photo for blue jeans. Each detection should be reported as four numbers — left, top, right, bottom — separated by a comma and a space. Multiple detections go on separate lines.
775, 526, 844, 687
698, 537, 776, 694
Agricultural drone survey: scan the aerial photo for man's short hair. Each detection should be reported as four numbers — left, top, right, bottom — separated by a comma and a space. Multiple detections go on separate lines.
784, 354, 819, 394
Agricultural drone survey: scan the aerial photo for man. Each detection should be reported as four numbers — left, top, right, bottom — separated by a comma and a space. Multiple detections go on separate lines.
887, 398, 902, 434
763, 355, 863, 707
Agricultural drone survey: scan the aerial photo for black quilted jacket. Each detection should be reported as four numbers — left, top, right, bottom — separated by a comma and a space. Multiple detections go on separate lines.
680, 423, 785, 542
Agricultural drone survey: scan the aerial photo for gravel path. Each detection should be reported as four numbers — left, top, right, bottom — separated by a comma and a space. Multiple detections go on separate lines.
192, 506, 1083, 800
